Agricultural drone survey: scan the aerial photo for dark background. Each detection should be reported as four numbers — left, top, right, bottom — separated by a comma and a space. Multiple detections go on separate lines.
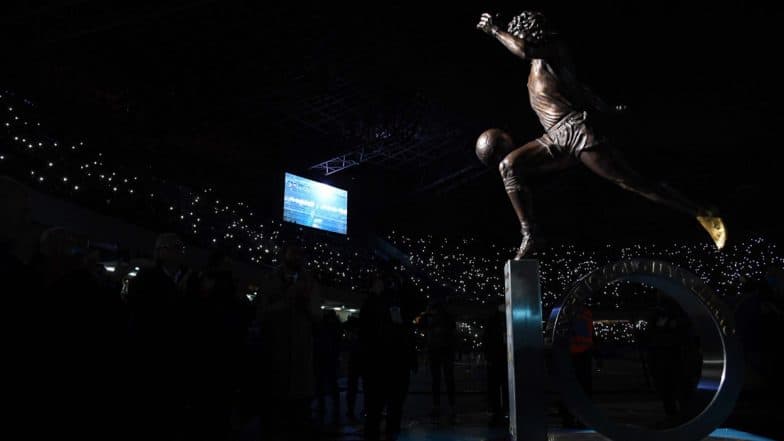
1, 1, 781, 246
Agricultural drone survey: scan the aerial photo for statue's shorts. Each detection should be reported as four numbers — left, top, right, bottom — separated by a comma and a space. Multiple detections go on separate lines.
535, 111, 605, 158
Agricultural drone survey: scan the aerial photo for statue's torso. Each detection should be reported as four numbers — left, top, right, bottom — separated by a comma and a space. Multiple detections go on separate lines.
527, 48, 580, 131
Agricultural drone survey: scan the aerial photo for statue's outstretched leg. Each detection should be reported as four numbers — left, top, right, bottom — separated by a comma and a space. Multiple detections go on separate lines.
499, 140, 575, 259
578, 145, 727, 249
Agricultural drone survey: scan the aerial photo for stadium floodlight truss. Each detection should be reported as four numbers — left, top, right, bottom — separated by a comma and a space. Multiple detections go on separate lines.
310, 129, 460, 176
309, 146, 391, 175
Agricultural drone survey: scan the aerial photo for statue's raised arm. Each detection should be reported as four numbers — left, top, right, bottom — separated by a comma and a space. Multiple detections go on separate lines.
477, 11, 557, 60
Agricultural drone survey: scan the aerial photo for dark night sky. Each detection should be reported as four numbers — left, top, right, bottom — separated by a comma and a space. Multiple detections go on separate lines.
1, 1, 782, 245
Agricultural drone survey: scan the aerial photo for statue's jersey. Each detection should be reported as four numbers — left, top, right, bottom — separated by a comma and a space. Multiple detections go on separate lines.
526, 45, 598, 131
528, 58, 575, 130
525, 46, 605, 157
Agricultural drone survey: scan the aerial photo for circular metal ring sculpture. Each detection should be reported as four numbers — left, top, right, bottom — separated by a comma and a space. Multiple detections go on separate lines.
546, 259, 743, 441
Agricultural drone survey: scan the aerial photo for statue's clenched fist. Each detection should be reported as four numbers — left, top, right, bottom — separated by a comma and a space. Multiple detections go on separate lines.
477, 13, 497, 35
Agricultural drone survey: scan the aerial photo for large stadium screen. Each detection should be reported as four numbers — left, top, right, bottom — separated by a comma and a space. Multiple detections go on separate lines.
283, 172, 348, 234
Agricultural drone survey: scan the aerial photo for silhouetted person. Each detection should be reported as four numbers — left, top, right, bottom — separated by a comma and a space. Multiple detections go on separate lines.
735, 275, 767, 371
736, 270, 784, 387
756, 268, 784, 398
0, 176, 33, 323
314, 309, 342, 424
360, 267, 418, 441
126, 233, 190, 440
423, 296, 457, 421
343, 315, 363, 421
558, 304, 594, 428
28, 226, 127, 439
256, 244, 322, 439
183, 248, 248, 441
642, 294, 701, 419
484, 303, 508, 426
0, 178, 35, 336
2, 177, 43, 435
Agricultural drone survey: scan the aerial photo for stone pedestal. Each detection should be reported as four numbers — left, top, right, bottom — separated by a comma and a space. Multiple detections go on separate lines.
504, 259, 547, 441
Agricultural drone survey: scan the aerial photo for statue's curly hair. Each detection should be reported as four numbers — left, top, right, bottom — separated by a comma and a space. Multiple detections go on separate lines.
507, 11, 549, 44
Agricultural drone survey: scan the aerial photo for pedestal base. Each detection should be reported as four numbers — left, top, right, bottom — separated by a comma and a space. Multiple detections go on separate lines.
504, 259, 547, 441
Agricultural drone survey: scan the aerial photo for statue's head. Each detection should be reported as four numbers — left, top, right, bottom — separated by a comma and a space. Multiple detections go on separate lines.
476, 128, 515, 167
507, 11, 549, 45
